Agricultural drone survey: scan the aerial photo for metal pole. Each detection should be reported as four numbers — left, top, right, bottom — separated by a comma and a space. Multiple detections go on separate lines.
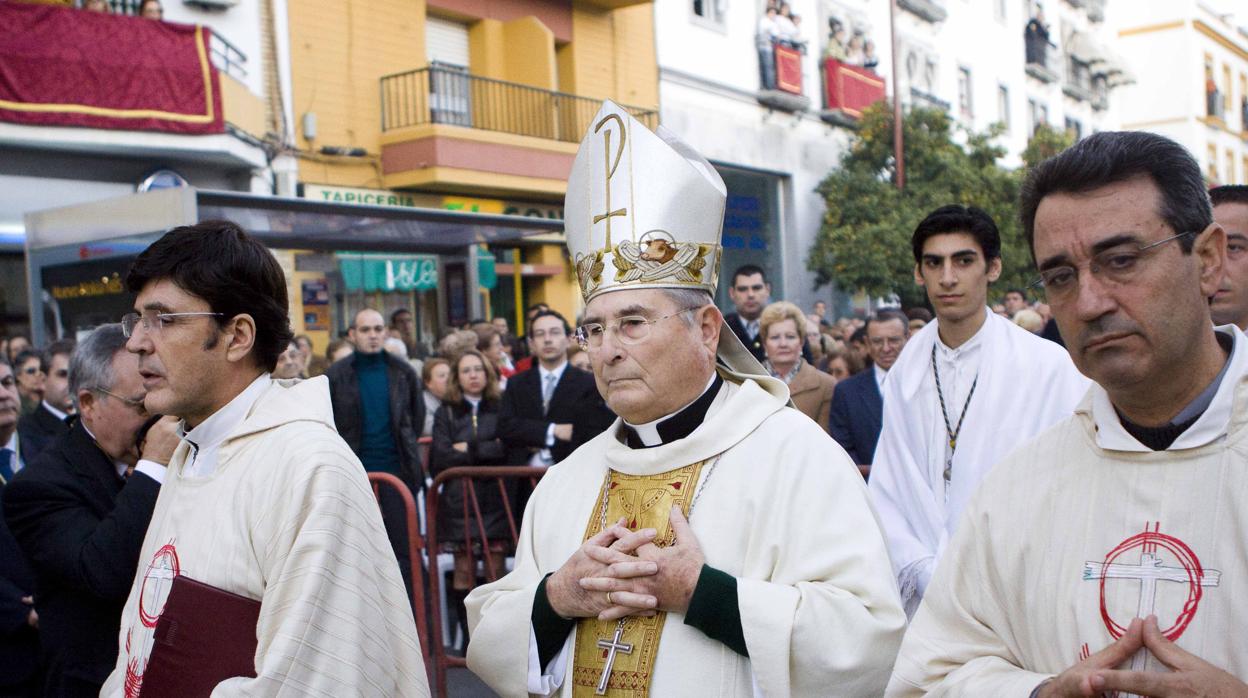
513, 247, 524, 335
889, 0, 905, 190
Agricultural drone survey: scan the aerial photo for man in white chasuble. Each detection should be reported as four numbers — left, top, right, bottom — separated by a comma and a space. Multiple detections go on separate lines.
465, 101, 905, 697
887, 131, 1248, 697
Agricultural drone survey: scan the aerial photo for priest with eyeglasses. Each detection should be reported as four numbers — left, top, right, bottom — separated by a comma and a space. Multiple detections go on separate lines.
464, 102, 904, 697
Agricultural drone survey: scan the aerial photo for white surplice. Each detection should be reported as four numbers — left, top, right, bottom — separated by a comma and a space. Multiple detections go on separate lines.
465, 370, 906, 697
101, 376, 428, 697
869, 308, 1090, 615
887, 325, 1248, 695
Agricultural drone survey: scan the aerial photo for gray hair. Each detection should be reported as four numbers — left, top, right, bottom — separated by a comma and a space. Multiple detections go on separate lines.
660, 288, 714, 327
69, 324, 129, 408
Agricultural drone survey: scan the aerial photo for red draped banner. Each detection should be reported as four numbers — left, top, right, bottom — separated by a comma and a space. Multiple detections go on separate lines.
0, 2, 224, 134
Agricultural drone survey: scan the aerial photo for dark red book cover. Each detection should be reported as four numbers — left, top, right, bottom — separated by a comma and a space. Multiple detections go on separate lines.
138, 575, 261, 697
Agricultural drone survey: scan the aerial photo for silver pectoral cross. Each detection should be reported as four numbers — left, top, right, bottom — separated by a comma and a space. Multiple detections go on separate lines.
595, 623, 633, 695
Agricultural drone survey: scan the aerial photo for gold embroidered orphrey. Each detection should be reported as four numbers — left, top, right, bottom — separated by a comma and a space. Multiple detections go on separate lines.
570, 461, 708, 697
572, 114, 716, 298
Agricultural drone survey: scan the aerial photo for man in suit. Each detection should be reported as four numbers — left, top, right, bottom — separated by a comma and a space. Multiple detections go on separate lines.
829, 309, 909, 469
498, 309, 614, 466
723, 264, 771, 362
16, 339, 76, 464
0, 358, 40, 697
3, 325, 179, 696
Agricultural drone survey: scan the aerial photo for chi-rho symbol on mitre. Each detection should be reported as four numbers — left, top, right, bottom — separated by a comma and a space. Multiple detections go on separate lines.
564, 100, 727, 303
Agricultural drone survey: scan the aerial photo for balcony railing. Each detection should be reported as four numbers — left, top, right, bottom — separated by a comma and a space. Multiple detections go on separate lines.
209, 32, 248, 81
821, 59, 885, 120
1025, 39, 1060, 83
380, 65, 657, 143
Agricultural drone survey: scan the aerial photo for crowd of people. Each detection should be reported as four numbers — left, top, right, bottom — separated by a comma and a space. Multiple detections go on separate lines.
822, 18, 879, 73
2, 97, 1248, 697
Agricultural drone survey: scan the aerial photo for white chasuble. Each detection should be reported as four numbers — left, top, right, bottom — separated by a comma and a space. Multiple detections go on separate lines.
869, 309, 1089, 613
101, 377, 428, 697
466, 373, 906, 697
887, 326, 1248, 696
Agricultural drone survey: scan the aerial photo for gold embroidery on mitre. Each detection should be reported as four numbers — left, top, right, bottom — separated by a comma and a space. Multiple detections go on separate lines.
576, 250, 606, 296
610, 230, 716, 286
570, 461, 707, 697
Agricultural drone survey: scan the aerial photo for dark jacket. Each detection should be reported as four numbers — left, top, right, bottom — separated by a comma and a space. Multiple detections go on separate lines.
0, 471, 40, 696
16, 405, 70, 467
325, 351, 427, 487
430, 398, 509, 542
497, 365, 614, 466
2, 421, 161, 696
723, 312, 766, 362
828, 368, 885, 466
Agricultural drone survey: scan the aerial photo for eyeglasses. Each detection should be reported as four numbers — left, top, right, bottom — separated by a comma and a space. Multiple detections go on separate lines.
868, 337, 907, 349
91, 387, 147, 414
1030, 231, 1195, 302
575, 307, 701, 350
122, 310, 224, 338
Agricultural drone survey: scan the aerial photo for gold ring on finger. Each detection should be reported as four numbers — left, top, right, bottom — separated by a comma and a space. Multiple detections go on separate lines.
606, 591, 613, 605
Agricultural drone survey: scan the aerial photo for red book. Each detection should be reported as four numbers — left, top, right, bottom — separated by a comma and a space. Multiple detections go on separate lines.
138, 576, 261, 697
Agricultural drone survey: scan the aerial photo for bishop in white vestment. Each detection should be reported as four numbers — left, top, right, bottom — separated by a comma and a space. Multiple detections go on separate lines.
465, 101, 905, 697
870, 307, 1088, 614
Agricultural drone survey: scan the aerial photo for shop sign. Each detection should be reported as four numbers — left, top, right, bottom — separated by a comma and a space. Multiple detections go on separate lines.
338, 252, 439, 292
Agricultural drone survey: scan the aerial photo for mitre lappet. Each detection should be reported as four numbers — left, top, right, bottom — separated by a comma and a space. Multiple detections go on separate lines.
564, 100, 767, 377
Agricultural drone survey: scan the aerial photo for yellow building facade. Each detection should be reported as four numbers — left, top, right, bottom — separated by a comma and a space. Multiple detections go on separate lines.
285, 0, 658, 338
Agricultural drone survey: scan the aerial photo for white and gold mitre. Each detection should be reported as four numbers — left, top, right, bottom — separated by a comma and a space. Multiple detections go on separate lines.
564, 101, 727, 302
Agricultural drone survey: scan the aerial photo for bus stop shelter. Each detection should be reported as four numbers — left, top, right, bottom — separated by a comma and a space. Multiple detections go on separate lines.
23, 187, 564, 347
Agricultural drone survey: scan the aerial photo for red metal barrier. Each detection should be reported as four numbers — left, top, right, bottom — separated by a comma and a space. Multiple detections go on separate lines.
425, 465, 548, 697
367, 472, 434, 687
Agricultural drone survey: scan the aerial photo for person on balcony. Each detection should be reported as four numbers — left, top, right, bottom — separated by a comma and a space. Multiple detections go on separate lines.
1024, 7, 1050, 65
846, 32, 866, 67
82, 0, 109, 13
756, 5, 779, 91
823, 18, 848, 62
138, 0, 162, 20
863, 39, 880, 72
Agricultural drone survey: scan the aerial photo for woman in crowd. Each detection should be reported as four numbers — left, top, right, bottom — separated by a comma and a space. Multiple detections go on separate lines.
823, 345, 858, 382
472, 324, 513, 387
273, 340, 304, 380
13, 350, 44, 415
138, 0, 162, 19
760, 302, 835, 434
325, 338, 353, 365
430, 349, 510, 649
420, 357, 450, 438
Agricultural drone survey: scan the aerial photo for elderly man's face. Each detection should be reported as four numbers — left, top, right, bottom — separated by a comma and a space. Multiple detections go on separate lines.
0, 363, 19, 434
1033, 176, 1224, 394
583, 289, 717, 423
80, 351, 149, 465
1210, 201, 1248, 330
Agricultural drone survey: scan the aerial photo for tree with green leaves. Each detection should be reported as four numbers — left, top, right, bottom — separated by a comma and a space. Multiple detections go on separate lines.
808, 103, 1073, 308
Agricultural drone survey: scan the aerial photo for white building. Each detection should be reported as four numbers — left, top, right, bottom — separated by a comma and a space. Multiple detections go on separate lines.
654, 0, 857, 314
654, 0, 1130, 316
1115, 0, 1248, 185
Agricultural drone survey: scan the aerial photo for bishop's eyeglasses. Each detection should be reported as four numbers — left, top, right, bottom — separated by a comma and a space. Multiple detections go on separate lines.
1029, 231, 1195, 303
122, 310, 224, 338
575, 307, 701, 350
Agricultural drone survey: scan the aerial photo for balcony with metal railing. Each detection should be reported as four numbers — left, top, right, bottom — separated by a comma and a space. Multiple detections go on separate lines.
378, 65, 658, 196
381, 65, 656, 142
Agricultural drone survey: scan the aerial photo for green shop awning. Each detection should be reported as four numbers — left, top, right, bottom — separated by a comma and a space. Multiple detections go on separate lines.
338, 252, 439, 292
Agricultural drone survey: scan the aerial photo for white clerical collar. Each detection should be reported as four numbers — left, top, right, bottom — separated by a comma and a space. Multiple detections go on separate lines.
873, 363, 888, 390
934, 307, 989, 358
539, 360, 568, 384
180, 373, 272, 476
624, 373, 719, 447
1091, 325, 1247, 452
41, 400, 69, 422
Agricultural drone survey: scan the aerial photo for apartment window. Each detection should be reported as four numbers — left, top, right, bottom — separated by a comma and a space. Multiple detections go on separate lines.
957, 67, 973, 120
998, 85, 1010, 128
1209, 144, 1220, 182
692, 0, 726, 26
1064, 117, 1082, 140
1224, 64, 1234, 114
